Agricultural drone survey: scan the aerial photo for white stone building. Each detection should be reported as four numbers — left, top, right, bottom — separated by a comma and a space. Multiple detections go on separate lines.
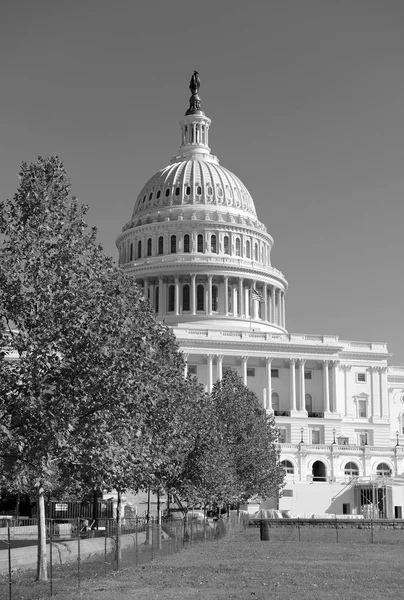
116, 76, 404, 518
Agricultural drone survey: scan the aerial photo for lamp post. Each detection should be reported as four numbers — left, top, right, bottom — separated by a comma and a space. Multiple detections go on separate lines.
396, 431, 400, 446
332, 428, 336, 444
365, 430, 368, 446
300, 427, 304, 444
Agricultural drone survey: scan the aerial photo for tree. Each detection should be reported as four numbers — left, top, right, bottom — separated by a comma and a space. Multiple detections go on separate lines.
0, 157, 192, 579
210, 369, 284, 504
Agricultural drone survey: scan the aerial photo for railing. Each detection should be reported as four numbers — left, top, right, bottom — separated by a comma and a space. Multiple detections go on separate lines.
308, 412, 324, 418
274, 410, 291, 417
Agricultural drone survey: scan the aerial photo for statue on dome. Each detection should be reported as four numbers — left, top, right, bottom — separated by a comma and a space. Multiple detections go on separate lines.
189, 71, 201, 95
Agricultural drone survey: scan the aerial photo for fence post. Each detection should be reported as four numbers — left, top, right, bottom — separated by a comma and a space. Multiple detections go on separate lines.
77, 517, 81, 588
7, 521, 12, 600
49, 519, 53, 597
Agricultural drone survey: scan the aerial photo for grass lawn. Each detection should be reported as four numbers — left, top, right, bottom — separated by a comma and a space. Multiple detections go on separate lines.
33, 526, 403, 600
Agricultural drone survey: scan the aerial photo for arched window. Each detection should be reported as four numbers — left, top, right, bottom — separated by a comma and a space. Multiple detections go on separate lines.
168, 285, 175, 312
235, 238, 241, 256
312, 460, 327, 482
147, 238, 152, 257
129, 243, 133, 262
228, 285, 233, 313
246, 240, 251, 258
376, 463, 392, 477
156, 190, 161, 199
196, 185, 202, 196
197, 234, 204, 253
223, 236, 229, 254
165, 188, 170, 197
155, 286, 159, 313
271, 392, 280, 412
184, 234, 190, 253
175, 187, 180, 196
158, 236, 164, 255
182, 284, 190, 311
196, 284, 204, 311
282, 460, 294, 474
137, 240, 142, 259
211, 234, 217, 253
344, 462, 359, 476
254, 243, 258, 261
170, 235, 177, 253
212, 285, 219, 312
186, 185, 191, 195
305, 394, 312, 413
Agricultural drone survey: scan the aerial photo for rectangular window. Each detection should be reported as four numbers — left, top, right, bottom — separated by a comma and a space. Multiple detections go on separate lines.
395, 506, 402, 519
358, 400, 367, 418
278, 428, 287, 443
271, 369, 279, 378
342, 503, 351, 515
188, 365, 197, 375
357, 373, 366, 383
247, 367, 255, 377
311, 430, 320, 444
338, 436, 349, 445
359, 432, 367, 446
304, 370, 312, 380
283, 490, 293, 497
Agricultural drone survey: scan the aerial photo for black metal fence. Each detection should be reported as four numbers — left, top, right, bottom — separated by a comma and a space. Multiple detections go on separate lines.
259, 517, 404, 544
0, 513, 248, 599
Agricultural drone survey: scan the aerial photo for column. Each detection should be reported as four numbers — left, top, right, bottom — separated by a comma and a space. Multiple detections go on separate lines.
183, 353, 189, 378
340, 364, 351, 417
149, 282, 155, 310
238, 278, 244, 317
217, 354, 223, 381
253, 281, 259, 319
379, 366, 388, 417
233, 284, 238, 316
263, 284, 268, 322
174, 276, 180, 316
245, 286, 250, 318
298, 359, 306, 411
208, 275, 213, 316
282, 292, 286, 327
191, 274, 196, 315
331, 361, 340, 413
268, 287, 273, 322
323, 361, 330, 413
265, 357, 272, 410
158, 277, 163, 316
207, 354, 213, 393
370, 367, 380, 418
224, 276, 229, 316
241, 356, 248, 385
144, 278, 149, 301
289, 358, 297, 411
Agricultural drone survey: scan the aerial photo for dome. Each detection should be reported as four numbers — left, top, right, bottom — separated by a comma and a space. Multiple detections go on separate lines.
131, 158, 257, 220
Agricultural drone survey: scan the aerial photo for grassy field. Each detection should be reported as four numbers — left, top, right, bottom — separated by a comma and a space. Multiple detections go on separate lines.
14, 526, 401, 600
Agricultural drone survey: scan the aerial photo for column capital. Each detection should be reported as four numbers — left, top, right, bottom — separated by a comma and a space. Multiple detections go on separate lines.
339, 364, 352, 372
265, 356, 273, 366
289, 358, 298, 365
206, 353, 215, 363
190, 273, 197, 279
183, 353, 189, 361
322, 359, 331, 367
241, 355, 249, 364
216, 354, 224, 362
296, 358, 306, 366
330, 360, 340, 367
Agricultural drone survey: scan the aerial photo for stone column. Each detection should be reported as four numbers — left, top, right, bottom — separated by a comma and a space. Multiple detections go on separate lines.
265, 357, 272, 410
191, 274, 196, 315
241, 356, 248, 385
245, 286, 250, 318
370, 367, 380, 418
174, 276, 180, 316
149, 281, 155, 310
340, 364, 352, 417
208, 274, 213, 316
217, 354, 223, 381
144, 278, 149, 301
323, 361, 330, 413
158, 277, 163, 317
331, 361, 340, 413
264, 284, 268, 322
207, 354, 214, 393
183, 353, 189, 378
379, 366, 388, 417
224, 276, 229, 316
233, 284, 238, 316
282, 292, 286, 328
298, 359, 306, 412
289, 358, 297, 411
238, 278, 244, 317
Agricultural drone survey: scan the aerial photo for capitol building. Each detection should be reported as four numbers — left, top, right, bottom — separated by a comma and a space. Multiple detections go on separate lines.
116, 74, 404, 518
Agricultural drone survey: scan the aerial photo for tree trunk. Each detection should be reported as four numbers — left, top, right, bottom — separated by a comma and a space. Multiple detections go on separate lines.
36, 486, 47, 581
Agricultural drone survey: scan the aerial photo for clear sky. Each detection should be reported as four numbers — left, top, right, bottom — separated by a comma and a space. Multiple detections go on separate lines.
1, 0, 403, 364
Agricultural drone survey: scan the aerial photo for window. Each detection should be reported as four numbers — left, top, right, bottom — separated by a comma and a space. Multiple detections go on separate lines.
223, 235, 229, 254
165, 188, 170, 197
175, 187, 180, 196
184, 234, 190, 253
246, 240, 251, 258
212, 284, 219, 312
271, 369, 279, 378
227, 285, 232, 313
376, 463, 392, 477
304, 370, 312, 380
305, 394, 312, 413
197, 234, 204, 253
170, 235, 177, 253
235, 238, 241, 256
338, 436, 349, 445
311, 429, 320, 444
155, 286, 159, 313
343, 503, 351, 515
188, 365, 197, 375
358, 431, 368, 446
271, 392, 280, 411
357, 372, 366, 383
196, 284, 204, 311
247, 367, 255, 377
147, 238, 152, 257
278, 428, 287, 443
196, 185, 202, 195
358, 399, 367, 418
344, 462, 359, 476
312, 460, 326, 482
186, 185, 191, 195
156, 190, 161, 199
149, 192, 153, 201
211, 234, 217, 253
158, 236, 164, 255
182, 284, 190, 311
282, 460, 294, 474
129, 243, 133, 262
254, 243, 258, 261
137, 240, 142, 259
168, 285, 175, 312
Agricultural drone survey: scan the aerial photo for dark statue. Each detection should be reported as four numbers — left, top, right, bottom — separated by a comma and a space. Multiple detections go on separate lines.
189, 71, 201, 95
186, 71, 203, 115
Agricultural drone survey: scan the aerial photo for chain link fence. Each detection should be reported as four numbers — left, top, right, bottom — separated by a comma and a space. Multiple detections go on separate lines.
0, 513, 248, 599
